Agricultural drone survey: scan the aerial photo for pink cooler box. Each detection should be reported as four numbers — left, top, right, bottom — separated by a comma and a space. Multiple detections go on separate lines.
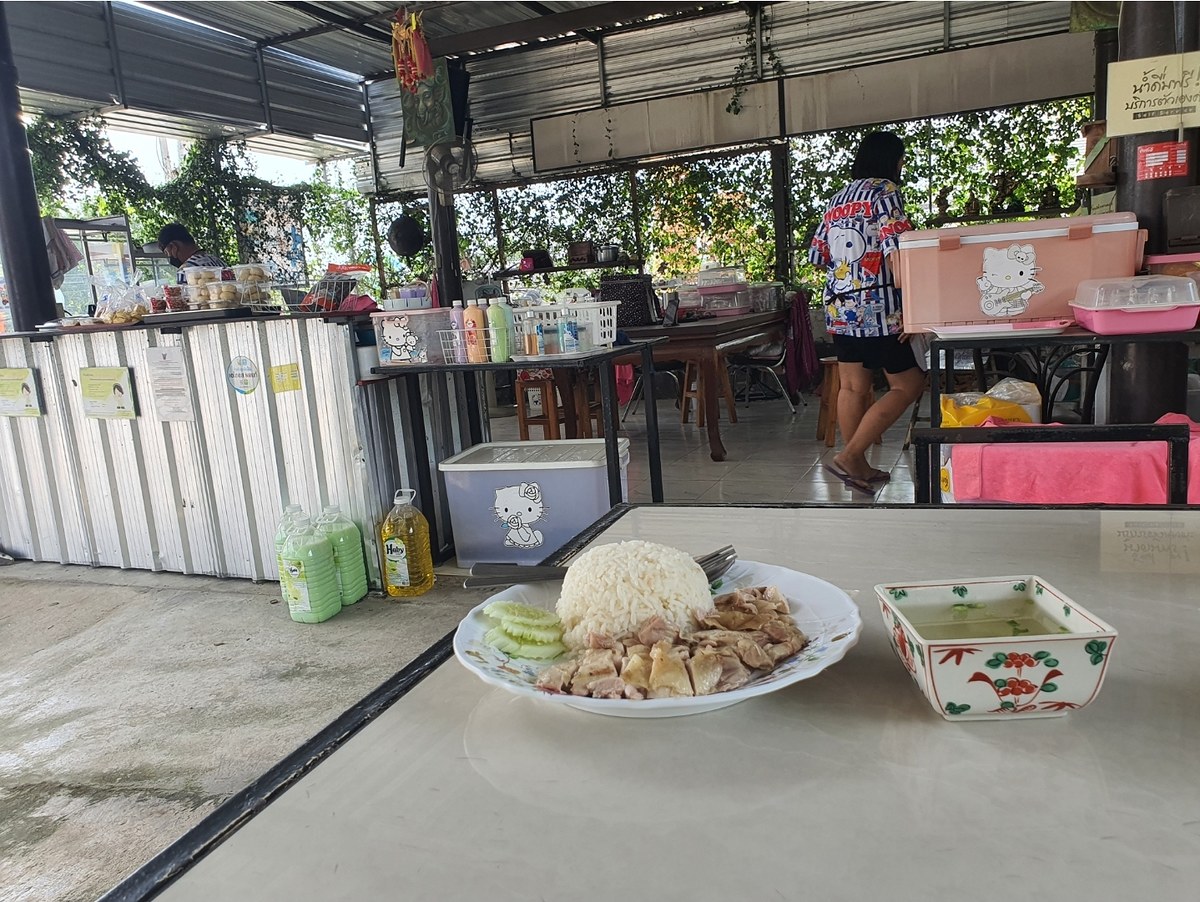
899, 213, 1146, 333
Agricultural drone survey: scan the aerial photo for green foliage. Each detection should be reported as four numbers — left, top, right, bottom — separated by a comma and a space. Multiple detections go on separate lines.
27, 115, 372, 281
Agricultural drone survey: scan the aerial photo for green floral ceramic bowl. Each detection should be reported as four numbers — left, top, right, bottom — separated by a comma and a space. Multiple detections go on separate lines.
875, 576, 1117, 721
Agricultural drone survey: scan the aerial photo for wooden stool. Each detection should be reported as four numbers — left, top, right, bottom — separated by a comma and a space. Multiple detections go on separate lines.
681, 359, 737, 427
516, 378, 565, 440
816, 357, 839, 447
572, 376, 605, 438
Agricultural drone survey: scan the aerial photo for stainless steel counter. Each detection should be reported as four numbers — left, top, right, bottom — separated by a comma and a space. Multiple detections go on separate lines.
128, 505, 1200, 901
0, 316, 475, 582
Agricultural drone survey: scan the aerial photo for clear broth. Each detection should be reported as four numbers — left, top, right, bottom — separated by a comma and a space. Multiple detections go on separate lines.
915, 614, 1069, 641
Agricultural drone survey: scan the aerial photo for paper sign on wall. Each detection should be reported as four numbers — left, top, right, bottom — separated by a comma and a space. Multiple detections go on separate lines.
1100, 512, 1200, 574
270, 363, 301, 394
1107, 52, 1200, 137
146, 346, 194, 422
0, 367, 40, 417
1137, 141, 1189, 180
226, 356, 260, 395
80, 367, 136, 419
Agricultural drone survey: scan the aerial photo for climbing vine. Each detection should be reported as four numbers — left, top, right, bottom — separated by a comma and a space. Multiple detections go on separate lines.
26, 114, 370, 282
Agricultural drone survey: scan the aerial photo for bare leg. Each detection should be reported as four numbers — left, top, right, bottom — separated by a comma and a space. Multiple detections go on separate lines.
834, 367, 925, 479
835, 363, 874, 454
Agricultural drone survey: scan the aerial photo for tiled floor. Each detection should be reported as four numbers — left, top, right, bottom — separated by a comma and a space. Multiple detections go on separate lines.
489, 383, 920, 505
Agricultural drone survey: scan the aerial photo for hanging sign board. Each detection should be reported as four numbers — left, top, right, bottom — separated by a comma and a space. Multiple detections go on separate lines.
226, 356, 260, 395
1137, 141, 1190, 180
146, 346, 195, 422
80, 367, 136, 419
0, 367, 40, 417
1107, 52, 1200, 137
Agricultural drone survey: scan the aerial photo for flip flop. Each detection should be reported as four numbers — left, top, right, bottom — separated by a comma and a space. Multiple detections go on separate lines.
825, 462, 890, 485
844, 476, 879, 498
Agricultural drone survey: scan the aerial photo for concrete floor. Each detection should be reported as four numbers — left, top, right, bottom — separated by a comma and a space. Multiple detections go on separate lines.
2, 386, 921, 901
0, 563, 488, 902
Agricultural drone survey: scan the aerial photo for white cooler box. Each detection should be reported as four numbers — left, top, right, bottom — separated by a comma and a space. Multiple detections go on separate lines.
439, 439, 630, 567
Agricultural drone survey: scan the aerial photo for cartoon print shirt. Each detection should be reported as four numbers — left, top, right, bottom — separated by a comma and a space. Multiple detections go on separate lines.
808, 178, 912, 337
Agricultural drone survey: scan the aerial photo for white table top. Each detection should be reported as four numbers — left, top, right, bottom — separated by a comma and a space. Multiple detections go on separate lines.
157, 506, 1200, 902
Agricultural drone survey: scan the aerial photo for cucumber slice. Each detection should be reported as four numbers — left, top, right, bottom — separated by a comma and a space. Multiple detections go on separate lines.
511, 640, 566, 659
500, 619, 563, 644
484, 627, 565, 660
483, 600, 558, 627
484, 626, 523, 655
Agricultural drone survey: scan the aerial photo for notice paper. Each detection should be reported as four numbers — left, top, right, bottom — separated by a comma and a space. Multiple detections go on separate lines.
270, 363, 301, 394
80, 367, 136, 419
0, 368, 40, 417
1100, 511, 1200, 574
146, 346, 194, 422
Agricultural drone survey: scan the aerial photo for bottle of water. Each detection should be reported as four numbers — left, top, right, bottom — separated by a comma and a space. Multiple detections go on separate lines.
317, 505, 369, 606
279, 515, 341, 623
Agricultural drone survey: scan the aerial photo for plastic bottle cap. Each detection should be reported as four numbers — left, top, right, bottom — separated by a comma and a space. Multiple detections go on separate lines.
394, 488, 416, 505
285, 503, 302, 514
467, 299, 478, 307
293, 514, 311, 528
451, 299, 463, 307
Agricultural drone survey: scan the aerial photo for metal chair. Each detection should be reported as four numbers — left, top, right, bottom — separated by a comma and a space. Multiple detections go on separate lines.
621, 365, 684, 422
729, 344, 797, 415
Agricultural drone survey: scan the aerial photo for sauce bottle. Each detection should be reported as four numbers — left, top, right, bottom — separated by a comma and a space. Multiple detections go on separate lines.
379, 489, 434, 597
448, 300, 467, 363
464, 299, 488, 363
486, 296, 510, 362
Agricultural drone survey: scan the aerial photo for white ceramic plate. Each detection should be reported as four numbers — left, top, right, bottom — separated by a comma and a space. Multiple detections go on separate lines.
453, 560, 862, 718
929, 320, 1073, 339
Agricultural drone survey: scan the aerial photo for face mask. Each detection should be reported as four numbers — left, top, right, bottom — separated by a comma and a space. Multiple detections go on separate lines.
168, 255, 183, 268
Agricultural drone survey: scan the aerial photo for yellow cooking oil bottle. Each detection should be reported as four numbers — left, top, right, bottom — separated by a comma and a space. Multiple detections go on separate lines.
379, 488, 434, 597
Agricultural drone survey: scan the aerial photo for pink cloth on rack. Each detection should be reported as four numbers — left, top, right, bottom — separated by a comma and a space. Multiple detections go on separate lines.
950, 414, 1200, 505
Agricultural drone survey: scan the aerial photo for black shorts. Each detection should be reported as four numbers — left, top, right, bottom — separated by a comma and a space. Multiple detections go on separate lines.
832, 333, 918, 374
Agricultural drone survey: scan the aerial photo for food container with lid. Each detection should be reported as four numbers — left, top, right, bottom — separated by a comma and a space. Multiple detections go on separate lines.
697, 265, 746, 288
876, 576, 1117, 721
749, 281, 783, 312
179, 266, 232, 287
232, 263, 272, 284
1069, 275, 1200, 334
898, 212, 1146, 333
372, 308, 453, 365
701, 288, 751, 316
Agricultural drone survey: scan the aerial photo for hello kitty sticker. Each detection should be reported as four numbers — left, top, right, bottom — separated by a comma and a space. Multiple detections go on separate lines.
379, 314, 428, 364
977, 244, 1045, 318
493, 482, 546, 548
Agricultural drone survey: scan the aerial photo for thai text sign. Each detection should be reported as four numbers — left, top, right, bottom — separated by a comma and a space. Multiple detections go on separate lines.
1108, 53, 1200, 136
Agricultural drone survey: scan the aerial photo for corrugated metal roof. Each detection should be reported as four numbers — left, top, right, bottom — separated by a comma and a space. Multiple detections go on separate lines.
8, 1, 117, 106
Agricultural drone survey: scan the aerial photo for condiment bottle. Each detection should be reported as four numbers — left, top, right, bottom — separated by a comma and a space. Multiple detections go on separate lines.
379, 489, 435, 598
449, 300, 467, 363
279, 515, 342, 623
486, 296, 510, 362
464, 299, 488, 363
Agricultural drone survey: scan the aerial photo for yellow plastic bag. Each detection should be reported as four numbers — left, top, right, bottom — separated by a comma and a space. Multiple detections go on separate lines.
940, 378, 1041, 427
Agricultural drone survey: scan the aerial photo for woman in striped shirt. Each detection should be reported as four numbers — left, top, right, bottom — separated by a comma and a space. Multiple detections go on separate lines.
809, 131, 925, 496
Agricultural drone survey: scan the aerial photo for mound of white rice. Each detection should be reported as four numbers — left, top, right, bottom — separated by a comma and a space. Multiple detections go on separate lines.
556, 540, 712, 649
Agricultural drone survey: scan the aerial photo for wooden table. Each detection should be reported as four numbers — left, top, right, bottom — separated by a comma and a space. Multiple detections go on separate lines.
622, 311, 787, 460
113, 504, 1200, 902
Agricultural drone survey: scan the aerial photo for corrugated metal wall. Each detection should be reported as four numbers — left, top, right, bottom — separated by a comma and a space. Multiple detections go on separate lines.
0, 319, 469, 583
365, 0, 1073, 194
7, 1, 117, 106
10, 1, 367, 157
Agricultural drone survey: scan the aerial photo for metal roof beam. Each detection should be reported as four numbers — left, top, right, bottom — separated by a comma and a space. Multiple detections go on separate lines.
260, 3, 437, 48
274, 2, 395, 47
427, 2, 721, 57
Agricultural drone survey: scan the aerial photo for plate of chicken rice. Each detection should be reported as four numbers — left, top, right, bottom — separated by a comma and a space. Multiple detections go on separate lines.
454, 543, 862, 717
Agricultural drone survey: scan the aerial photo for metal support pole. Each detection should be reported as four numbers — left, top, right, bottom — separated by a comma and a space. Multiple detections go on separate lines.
628, 170, 645, 272
428, 186, 464, 305
0, 5, 56, 332
770, 143, 791, 283
1109, 0, 1196, 422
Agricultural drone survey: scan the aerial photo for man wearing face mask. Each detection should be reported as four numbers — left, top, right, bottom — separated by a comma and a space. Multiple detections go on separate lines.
156, 223, 227, 270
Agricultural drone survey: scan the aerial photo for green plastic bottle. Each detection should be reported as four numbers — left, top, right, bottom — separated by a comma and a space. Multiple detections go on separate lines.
274, 503, 304, 578
379, 489, 434, 597
317, 505, 369, 606
279, 515, 342, 623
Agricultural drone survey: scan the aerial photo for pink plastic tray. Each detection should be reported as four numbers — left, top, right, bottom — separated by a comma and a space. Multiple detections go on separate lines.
1070, 303, 1200, 335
